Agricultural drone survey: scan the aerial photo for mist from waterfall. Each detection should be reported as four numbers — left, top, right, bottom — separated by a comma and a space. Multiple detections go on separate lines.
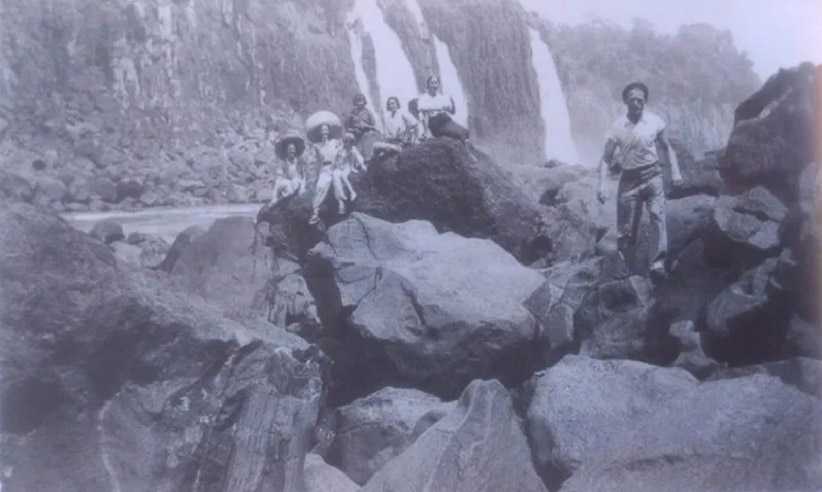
349, 0, 419, 127
405, 0, 470, 126
527, 28, 579, 163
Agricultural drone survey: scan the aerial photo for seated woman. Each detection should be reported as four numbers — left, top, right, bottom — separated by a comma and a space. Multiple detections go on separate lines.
345, 94, 378, 161
269, 133, 307, 207
333, 132, 366, 213
417, 76, 470, 145
373, 96, 420, 158
308, 123, 345, 224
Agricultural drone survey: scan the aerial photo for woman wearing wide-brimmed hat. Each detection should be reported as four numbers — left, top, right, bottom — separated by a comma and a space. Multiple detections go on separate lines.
268, 132, 308, 208
306, 111, 345, 224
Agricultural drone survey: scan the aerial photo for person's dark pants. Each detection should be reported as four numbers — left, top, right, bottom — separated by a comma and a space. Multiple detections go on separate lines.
429, 113, 469, 142
616, 163, 667, 273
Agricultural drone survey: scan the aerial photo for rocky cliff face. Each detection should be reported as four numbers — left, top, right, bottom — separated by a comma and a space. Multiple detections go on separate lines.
0, 0, 761, 214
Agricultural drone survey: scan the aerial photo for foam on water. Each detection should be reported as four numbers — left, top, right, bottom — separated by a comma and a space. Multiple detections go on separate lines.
349, 0, 419, 125
527, 27, 579, 163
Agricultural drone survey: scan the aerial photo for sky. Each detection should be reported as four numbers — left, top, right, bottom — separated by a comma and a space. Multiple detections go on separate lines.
518, 0, 822, 80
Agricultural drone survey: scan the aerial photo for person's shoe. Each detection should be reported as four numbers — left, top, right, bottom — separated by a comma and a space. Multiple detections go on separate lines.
309, 212, 320, 225
338, 203, 346, 215
349, 191, 358, 201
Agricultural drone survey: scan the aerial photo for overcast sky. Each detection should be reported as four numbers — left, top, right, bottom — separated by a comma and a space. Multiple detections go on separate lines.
518, 0, 822, 80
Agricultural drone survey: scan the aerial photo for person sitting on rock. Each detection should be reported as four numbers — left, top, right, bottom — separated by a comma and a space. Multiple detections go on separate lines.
373, 96, 420, 158
333, 132, 366, 214
309, 123, 345, 224
345, 93, 377, 161
597, 81, 683, 281
269, 133, 307, 208
417, 75, 476, 161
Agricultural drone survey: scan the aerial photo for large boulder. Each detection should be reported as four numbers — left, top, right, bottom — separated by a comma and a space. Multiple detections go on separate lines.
362, 380, 547, 492
662, 143, 723, 198
721, 63, 818, 198
168, 217, 276, 317
303, 454, 359, 492
0, 204, 326, 491
330, 387, 453, 485
703, 257, 790, 365
707, 357, 822, 398
706, 186, 788, 269
156, 224, 207, 272
574, 275, 677, 363
306, 213, 544, 399
558, 373, 822, 492
526, 356, 698, 485
261, 139, 598, 264
89, 218, 125, 244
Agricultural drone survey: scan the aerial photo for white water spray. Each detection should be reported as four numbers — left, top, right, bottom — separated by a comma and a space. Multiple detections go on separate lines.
527, 28, 579, 163
404, 0, 469, 126
348, 0, 419, 126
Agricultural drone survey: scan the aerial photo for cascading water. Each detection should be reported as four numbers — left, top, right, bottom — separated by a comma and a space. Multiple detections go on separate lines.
432, 36, 469, 126
404, 0, 470, 126
348, 0, 419, 126
527, 27, 579, 163
345, 19, 380, 129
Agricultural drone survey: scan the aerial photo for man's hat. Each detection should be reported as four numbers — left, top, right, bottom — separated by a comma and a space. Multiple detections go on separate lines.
275, 132, 306, 159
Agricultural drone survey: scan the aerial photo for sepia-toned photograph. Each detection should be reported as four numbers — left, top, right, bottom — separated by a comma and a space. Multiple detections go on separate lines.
0, 0, 820, 490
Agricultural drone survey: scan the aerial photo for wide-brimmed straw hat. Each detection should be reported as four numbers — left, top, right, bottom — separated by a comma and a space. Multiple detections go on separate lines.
275, 133, 306, 159
306, 110, 343, 143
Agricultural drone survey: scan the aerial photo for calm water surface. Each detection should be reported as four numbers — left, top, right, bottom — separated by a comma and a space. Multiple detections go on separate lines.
62, 203, 263, 242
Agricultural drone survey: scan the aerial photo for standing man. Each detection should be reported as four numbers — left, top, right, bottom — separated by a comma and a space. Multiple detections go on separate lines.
597, 81, 682, 280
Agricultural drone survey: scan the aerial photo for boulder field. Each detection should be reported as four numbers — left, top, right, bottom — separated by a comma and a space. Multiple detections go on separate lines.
1, 64, 820, 491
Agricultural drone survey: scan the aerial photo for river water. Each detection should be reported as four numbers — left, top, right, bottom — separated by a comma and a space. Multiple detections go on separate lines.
62, 203, 262, 243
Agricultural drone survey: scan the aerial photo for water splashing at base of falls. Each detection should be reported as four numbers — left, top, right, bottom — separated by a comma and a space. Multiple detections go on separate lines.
348, 0, 419, 126
528, 28, 579, 164
404, 0, 469, 126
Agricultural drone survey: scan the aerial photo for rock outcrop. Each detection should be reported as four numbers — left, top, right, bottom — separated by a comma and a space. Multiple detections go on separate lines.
330, 387, 453, 485
526, 355, 822, 492
260, 139, 598, 265
306, 213, 544, 399
557, 373, 822, 491
362, 380, 547, 492
0, 204, 326, 491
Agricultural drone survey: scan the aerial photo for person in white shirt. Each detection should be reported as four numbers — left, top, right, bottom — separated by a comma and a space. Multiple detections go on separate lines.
333, 132, 366, 213
373, 96, 420, 158
597, 81, 683, 280
417, 76, 475, 160
309, 124, 345, 224
417, 75, 469, 143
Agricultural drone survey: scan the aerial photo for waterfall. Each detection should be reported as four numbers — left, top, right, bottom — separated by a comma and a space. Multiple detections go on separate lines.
404, 0, 469, 126
431, 36, 469, 126
345, 19, 380, 129
348, 0, 419, 126
527, 28, 579, 163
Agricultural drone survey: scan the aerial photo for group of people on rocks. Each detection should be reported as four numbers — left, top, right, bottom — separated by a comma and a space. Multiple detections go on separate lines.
267, 77, 684, 281
266, 75, 473, 224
